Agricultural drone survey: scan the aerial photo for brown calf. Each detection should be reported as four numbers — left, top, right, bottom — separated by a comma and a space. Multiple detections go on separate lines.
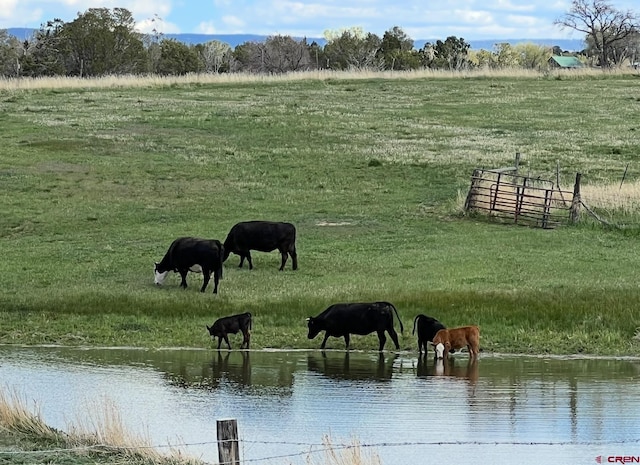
431, 326, 480, 359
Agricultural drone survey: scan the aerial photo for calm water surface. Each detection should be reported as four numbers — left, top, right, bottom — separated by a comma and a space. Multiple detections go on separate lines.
1, 346, 640, 465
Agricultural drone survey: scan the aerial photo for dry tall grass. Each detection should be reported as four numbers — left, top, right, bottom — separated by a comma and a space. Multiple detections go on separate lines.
303, 435, 382, 465
0, 386, 204, 464
581, 180, 640, 214
0, 387, 60, 440
0, 66, 637, 91
65, 396, 195, 462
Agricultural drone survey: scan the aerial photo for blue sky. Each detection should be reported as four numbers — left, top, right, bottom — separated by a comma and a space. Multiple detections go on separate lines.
1, 0, 637, 40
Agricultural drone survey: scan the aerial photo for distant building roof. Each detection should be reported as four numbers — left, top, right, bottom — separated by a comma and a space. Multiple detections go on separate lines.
548, 56, 584, 68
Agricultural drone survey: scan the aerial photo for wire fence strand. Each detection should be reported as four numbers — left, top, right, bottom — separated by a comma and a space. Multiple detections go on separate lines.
3, 437, 640, 463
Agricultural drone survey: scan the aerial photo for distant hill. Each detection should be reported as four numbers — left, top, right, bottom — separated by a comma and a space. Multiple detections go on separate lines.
6, 28, 585, 52
164, 33, 275, 47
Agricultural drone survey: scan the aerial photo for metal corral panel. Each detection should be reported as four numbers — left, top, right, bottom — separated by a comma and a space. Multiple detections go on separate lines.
464, 169, 574, 228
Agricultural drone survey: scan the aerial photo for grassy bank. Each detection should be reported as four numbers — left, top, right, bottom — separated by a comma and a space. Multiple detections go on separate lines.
1, 70, 640, 355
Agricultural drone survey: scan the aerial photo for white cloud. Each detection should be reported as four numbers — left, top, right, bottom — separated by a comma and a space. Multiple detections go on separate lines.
506, 14, 539, 27
234, 0, 381, 35
135, 16, 181, 34
128, 0, 172, 18
132, 7, 182, 34
459, 24, 518, 37
221, 15, 246, 31
197, 20, 217, 34
278, 1, 379, 20
491, 0, 535, 12
0, 0, 18, 19
0, 4, 43, 28
455, 9, 495, 26
135, 17, 157, 33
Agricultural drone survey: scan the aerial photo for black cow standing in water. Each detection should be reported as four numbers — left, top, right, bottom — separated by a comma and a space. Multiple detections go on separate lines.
154, 237, 224, 293
307, 302, 404, 352
223, 221, 297, 271
207, 312, 252, 349
413, 314, 446, 354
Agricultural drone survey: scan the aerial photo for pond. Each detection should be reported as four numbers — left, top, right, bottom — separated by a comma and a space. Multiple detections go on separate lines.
1, 345, 640, 465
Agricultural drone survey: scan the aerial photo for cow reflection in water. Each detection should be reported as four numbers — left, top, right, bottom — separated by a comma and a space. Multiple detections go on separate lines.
416, 354, 479, 384
210, 350, 252, 388
164, 351, 251, 390
208, 352, 295, 393
307, 351, 399, 381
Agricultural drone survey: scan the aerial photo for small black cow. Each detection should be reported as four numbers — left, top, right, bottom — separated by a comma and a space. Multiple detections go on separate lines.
223, 221, 297, 271
154, 237, 224, 293
207, 312, 252, 349
307, 302, 404, 352
413, 314, 446, 354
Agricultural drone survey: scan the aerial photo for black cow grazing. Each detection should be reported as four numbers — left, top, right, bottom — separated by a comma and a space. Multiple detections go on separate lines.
207, 312, 252, 350
413, 314, 446, 354
307, 302, 404, 352
223, 221, 297, 271
154, 237, 224, 293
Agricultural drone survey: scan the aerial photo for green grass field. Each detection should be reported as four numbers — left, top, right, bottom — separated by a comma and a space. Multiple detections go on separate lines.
1, 69, 640, 355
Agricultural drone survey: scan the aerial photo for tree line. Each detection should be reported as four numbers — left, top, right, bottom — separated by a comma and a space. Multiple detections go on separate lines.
0, 1, 637, 78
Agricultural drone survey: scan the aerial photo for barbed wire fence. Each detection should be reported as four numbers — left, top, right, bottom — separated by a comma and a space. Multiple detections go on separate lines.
3, 421, 640, 465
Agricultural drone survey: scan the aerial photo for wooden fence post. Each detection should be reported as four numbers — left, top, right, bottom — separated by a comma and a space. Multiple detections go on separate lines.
570, 172, 582, 223
217, 419, 240, 465
542, 189, 552, 228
